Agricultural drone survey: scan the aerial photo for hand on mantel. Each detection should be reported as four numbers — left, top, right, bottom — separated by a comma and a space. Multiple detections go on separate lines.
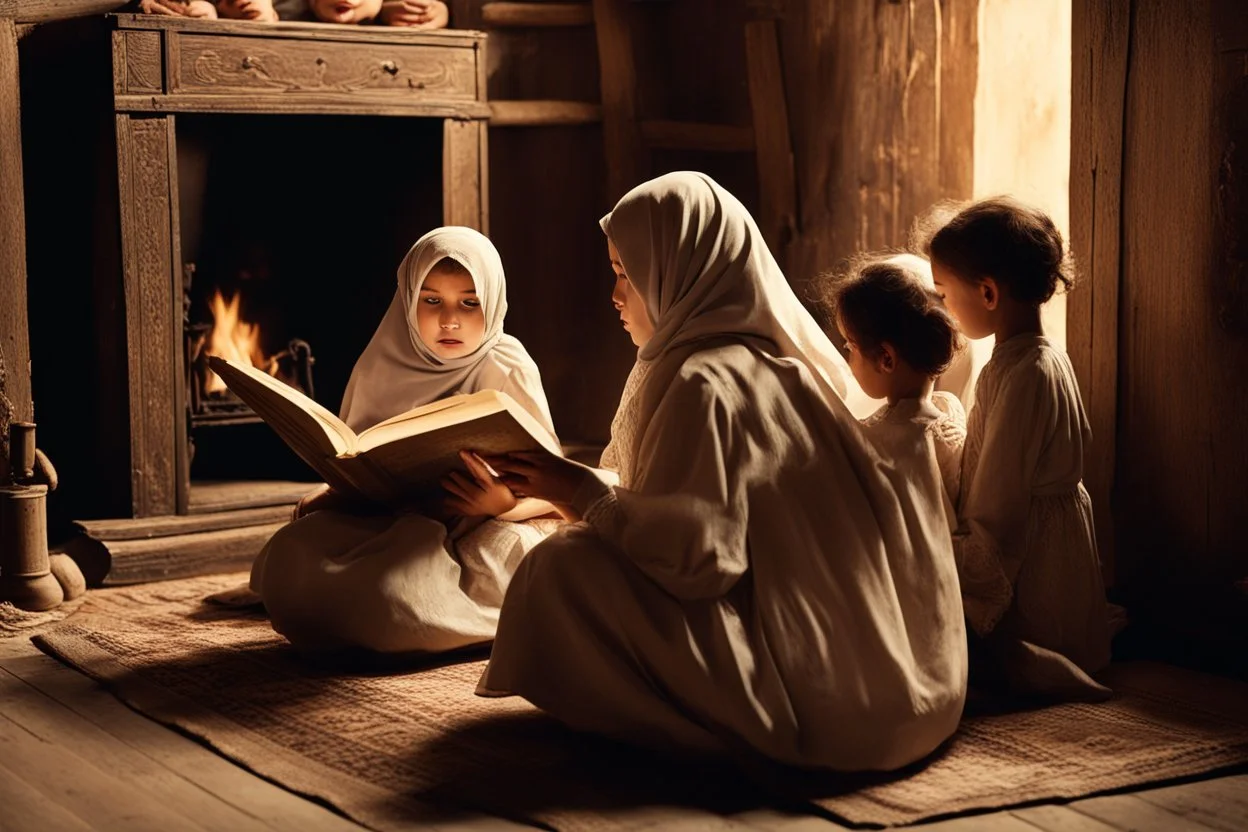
378, 0, 448, 29
138, 0, 219, 18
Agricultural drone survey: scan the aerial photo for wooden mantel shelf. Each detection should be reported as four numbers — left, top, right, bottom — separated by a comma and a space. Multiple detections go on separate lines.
111, 14, 490, 118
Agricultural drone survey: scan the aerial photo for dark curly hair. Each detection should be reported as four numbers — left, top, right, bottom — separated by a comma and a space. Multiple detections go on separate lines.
924, 195, 1075, 305
822, 255, 962, 377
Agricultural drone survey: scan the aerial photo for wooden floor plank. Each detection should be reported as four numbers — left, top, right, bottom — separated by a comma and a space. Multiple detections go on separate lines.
0, 765, 99, 832
0, 710, 208, 832
0, 659, 270, 832
6, 634, 1248, 832
1011, 803, 1124, 831
730, 809, 850, 829
1130, 775, 1248, 832
1069, 793, 1223, 831
908, 811, 1043, 830
0, 649, 367, 832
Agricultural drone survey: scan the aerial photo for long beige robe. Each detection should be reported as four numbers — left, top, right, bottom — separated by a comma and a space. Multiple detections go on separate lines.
956, 334, 1111, 679
250, 227, 560, 654
478, 172, 966, 771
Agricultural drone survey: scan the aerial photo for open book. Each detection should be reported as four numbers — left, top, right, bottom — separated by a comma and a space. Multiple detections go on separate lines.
207, 355, 561, 506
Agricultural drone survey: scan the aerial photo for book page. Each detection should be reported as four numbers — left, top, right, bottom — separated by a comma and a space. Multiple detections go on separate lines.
356, 389, 514, 452
206, 356, 356, 457
357, 410, 553, 503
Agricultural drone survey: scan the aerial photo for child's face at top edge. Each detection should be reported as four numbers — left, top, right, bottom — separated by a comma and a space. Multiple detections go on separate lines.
931, 258, 995, 340
308, 0, 382, 23
836, 317, 891, 401
415, 266, 486, 360
217, 0, 278, 21
608, 238, 656, 348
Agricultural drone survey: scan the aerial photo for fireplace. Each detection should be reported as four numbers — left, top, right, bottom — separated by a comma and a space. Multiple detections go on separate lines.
20, 14, 489, 585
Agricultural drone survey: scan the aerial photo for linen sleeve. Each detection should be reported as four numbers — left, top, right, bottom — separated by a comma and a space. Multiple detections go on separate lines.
573, 370, 749, 601
955, 364, 1056, 635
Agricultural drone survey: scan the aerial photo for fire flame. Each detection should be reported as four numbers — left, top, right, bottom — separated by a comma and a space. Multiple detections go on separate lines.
203, 289, 277, 394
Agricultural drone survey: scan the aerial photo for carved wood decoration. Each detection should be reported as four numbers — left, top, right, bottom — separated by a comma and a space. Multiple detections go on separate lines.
116, 113, 181, 518
169, 36, 476, 99
113, 15, 489, 118
120, 29, 163, 94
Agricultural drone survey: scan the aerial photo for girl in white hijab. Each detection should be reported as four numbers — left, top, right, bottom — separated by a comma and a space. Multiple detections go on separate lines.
479, 173, 967, 771
250, 226, 562, 654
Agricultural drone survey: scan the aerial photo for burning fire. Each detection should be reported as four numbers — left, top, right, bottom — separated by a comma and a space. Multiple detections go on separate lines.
203, 288, 278, 394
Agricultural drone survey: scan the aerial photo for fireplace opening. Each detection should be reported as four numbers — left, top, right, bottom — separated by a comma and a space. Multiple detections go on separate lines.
176, 112, 444, 489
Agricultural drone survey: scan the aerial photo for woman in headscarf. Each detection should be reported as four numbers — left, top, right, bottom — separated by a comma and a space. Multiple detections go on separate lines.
479, 173, 967, 771
250, 226, 562, 654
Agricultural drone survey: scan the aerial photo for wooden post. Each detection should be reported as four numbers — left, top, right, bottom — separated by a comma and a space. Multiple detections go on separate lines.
0, 17, 32, 479
116, 113, 182, 518
1068, 0, 1130, 585
591, 0, 644, 204
744, 13, 797, 254
442, 118, 489, 233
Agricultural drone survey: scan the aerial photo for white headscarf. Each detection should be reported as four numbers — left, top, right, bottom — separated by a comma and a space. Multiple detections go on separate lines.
600, 171, 874, 417
339, 226, 556, 438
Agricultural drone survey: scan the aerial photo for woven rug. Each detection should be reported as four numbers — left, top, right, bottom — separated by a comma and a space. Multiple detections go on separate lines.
33, 574, 1248, 830
1, 595, 85, 639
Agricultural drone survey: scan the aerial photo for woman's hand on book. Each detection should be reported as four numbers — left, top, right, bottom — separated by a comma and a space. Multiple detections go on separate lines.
441, 450, 519, 518
480, 450, 591, 509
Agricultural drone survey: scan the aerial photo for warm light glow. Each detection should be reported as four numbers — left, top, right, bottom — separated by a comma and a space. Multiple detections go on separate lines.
204, 289, 277, 393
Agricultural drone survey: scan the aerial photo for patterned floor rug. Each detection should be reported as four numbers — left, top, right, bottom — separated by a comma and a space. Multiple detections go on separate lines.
32, 573, 1248, 830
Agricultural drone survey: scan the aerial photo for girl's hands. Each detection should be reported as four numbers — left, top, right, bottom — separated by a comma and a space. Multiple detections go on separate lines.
480, 451, 592, 508
440, 450, 519, 518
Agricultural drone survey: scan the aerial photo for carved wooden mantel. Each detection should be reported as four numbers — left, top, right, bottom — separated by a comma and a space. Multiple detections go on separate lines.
110, 15, 489, 523
33, 14, 492, 583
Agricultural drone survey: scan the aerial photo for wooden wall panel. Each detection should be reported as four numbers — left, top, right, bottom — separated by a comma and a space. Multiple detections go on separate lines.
775, 0, 978, 295
1071, 0, 1248, 643
1068, 0, 1130, 583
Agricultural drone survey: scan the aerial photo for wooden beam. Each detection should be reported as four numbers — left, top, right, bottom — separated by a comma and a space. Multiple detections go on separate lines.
490, 99, 601, 126
0, 0, 126, 22
113, 13, 485, 46
114, 94, 491, 120
0, 18, 31, 470
1068, 0, 1130, 585
640, 120, 756, 153
481, 2, 593, 28
592, 0, 644, 203
744, 18, 797, 252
